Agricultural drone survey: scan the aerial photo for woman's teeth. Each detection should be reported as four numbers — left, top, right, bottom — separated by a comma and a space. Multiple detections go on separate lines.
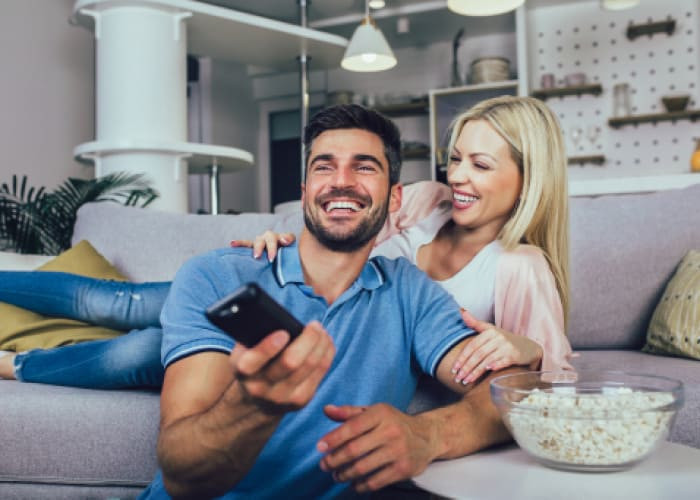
454, 193, 479, 203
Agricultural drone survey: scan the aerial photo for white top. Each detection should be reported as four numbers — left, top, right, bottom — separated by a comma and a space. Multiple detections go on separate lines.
372, 206, 503, 322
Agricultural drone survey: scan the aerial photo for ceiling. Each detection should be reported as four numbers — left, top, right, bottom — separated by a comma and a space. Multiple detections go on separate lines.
199, 0, 517, 50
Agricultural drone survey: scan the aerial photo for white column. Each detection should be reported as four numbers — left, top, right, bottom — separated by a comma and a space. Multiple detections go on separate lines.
79, 2, 191, 212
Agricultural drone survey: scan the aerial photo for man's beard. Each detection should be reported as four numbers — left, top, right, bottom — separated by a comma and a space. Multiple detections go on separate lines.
304, 187, 390, 253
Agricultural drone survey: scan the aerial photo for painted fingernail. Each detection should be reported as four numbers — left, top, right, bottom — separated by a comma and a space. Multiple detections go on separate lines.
319, 460, 328, 472
230, 240, 238, 247
317, 440, 328, 452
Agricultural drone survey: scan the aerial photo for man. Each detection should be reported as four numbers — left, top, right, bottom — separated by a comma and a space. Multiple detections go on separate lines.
141, 104, 515, 499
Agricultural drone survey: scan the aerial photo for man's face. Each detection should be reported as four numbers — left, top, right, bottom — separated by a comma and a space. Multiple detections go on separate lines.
302, 128, 401, 252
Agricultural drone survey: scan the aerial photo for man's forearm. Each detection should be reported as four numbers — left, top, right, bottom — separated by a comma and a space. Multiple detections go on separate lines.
158, 381, 282, 499
415, 367, 521, 461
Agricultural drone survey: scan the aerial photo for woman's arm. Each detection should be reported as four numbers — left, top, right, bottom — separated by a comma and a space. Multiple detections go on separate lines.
494, 245, 574, 371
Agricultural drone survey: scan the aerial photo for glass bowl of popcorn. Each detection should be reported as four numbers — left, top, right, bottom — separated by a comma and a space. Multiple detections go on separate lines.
490, 371, 684, 472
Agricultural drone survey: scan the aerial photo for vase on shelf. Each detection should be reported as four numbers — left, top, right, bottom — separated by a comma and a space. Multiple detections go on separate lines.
691, 138, 700, 173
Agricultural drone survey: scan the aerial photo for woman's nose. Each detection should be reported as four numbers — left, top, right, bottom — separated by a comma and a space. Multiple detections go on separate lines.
448, 160, 470, 184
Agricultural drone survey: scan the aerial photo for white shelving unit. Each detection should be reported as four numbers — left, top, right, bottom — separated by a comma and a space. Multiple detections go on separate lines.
70, 0, 347, 212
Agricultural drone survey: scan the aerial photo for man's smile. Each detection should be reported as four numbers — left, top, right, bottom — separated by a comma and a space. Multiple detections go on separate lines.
323, 200, 364, 213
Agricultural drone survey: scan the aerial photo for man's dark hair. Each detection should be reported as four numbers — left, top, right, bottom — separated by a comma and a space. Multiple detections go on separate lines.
303, 104, 402, 185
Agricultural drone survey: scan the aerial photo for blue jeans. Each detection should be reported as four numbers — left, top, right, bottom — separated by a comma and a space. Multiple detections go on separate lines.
0, 271, 171, 389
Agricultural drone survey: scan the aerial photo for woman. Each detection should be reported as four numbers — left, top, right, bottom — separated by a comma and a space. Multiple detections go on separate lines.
0, 96, 572, 388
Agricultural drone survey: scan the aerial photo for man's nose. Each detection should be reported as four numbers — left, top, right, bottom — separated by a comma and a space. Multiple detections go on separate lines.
331, 165, 356, 186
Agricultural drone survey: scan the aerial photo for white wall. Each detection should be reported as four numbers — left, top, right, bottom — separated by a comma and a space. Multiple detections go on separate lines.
0, 0, 94, 191
209, 60, 259, 213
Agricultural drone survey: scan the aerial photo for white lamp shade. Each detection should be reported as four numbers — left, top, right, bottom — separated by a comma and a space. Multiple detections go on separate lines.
600, 0, 640, 10
341, 20, 397, 72
447, 0, 525, 16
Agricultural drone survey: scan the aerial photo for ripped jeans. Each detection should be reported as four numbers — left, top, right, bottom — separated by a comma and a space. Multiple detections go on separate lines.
0, 271, 170, 389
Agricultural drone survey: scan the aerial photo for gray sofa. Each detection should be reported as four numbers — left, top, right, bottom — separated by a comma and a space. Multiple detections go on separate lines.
2, 183, 699, 499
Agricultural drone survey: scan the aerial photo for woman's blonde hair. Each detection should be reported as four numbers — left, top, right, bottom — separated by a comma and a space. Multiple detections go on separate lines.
447, 95, 570, 328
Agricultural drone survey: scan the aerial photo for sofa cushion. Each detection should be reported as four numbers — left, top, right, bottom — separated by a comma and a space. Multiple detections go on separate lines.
643, 250, 700, 360
0, 241, 127, 351
0, 381, 159, 490
571, 350, 700, 448
568, 184, 700, 350
72, 202, 304, 282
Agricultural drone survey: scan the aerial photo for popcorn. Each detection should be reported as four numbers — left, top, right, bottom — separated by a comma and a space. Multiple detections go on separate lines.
506, 388, 675, 466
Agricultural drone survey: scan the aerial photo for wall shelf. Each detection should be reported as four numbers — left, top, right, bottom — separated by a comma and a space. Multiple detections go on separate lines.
608, 109, 700, 129
402, 146, 430, 161
626, 17, 676, 41
531, 84, 603, 100
569, 173, 700, 197
374, 99, 429, 117
568, 155, 606, 166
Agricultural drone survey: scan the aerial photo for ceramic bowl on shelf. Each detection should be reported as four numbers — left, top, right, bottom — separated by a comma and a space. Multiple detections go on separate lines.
490, 370, 684, 472
661, 94, 690, 112
469, 57, 510, 84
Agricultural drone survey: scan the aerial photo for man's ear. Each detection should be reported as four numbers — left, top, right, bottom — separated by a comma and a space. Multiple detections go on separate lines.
388, 183, 403, 214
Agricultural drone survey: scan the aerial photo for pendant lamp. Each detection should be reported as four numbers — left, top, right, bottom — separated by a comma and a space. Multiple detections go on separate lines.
341, 0, 397, 72
600, 0, 640, 10
447, 0, 525, 16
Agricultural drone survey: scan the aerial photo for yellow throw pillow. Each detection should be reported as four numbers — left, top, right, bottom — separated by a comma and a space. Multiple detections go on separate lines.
0, 240, 128, 351
643, 250, 700, 360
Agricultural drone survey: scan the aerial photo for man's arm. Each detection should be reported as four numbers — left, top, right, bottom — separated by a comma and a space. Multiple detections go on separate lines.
157, 324, 335, 499
318, 336, 521, 493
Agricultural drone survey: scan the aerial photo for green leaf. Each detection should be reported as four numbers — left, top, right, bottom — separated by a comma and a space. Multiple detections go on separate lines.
0, 173, 159, 254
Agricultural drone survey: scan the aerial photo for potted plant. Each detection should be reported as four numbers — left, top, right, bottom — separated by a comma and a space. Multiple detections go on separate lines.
0, 173, 158, 255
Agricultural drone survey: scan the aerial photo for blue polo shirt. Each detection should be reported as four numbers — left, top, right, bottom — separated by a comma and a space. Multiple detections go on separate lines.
144, 244, 474, 500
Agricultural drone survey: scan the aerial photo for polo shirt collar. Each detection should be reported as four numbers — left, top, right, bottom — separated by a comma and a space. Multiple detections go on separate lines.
274, 242, 384, 291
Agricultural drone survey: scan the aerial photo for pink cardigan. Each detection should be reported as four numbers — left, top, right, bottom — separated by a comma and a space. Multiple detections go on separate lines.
377, 181, 573, 371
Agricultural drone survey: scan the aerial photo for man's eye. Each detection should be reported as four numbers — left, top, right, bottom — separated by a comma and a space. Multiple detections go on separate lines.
314, 165, 332, 172
357, 165, 376, 172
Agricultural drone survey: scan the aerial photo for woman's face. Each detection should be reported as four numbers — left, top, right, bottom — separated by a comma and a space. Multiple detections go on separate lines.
447, 119, 523, 237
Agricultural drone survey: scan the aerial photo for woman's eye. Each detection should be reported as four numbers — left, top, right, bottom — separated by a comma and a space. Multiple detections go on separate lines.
474, 163, 490, 170
449, 156, 461, 164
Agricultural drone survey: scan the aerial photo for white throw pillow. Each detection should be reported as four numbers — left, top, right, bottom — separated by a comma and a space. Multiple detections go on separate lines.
0, 251, 54, 270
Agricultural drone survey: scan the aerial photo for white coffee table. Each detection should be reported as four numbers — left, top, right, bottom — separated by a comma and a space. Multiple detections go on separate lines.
413, 441, 700, 499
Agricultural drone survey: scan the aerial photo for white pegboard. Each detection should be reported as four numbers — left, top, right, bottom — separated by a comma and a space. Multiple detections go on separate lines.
526, 0, 700, 182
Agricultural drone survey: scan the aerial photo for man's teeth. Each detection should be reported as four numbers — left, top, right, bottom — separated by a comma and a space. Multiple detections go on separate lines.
454, 193, 479, 203
326, 201, 361, 212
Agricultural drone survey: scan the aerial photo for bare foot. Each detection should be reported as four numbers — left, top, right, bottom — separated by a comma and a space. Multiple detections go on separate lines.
0, 352, 17, 379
